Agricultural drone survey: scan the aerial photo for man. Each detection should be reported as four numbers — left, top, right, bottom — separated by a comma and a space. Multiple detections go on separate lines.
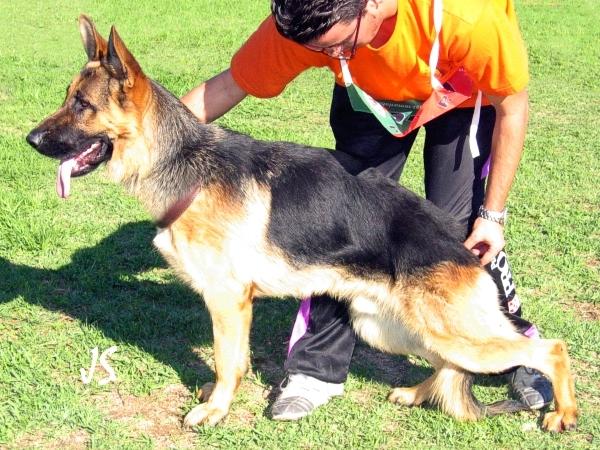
182, 0, 553, 421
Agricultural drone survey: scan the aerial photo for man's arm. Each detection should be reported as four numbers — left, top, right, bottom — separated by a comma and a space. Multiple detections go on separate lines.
464, 89, 529, 265
181, 68, 247, 123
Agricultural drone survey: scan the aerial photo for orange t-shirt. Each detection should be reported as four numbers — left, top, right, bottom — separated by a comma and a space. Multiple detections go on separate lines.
230, 0, 529, 108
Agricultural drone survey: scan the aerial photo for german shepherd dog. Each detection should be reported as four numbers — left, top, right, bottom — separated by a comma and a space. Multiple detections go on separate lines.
26, 16, 577, 432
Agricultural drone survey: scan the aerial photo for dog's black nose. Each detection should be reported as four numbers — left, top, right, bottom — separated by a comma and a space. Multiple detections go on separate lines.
26, 129, 46, 149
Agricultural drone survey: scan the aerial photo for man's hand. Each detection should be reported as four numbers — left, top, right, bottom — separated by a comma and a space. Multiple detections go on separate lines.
464, 217, 505, 266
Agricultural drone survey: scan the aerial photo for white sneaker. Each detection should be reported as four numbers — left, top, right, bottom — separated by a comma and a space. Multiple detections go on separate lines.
270, 374, 344, 421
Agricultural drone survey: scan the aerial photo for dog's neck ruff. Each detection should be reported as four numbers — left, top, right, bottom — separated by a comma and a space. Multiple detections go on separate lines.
155, 187, 199, 228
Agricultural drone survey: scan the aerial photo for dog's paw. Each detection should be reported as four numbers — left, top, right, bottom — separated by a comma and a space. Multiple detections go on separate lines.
542, 409, 578, 432
387, 387, 419, 406
183, 403, 228, 428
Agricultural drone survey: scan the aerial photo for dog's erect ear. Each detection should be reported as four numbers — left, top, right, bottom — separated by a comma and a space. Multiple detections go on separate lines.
78, 14, 108, 61
106, 25, 144, 89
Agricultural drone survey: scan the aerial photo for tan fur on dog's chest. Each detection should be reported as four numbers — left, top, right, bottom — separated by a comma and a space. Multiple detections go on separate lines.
152, 182, 266, 291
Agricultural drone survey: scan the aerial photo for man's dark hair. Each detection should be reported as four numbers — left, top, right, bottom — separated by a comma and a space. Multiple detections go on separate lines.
271, 0, 365, 44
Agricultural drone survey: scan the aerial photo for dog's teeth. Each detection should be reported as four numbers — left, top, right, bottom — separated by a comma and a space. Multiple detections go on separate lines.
81, 141, 100, 158
56, 158, 76, 199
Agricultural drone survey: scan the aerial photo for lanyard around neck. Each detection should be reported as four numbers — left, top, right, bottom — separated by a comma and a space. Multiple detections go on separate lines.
429, 0, 444, 91
341, 0, 444, 91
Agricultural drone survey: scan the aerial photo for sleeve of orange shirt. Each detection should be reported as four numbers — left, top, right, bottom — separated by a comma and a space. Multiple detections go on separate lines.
448, 1, 529, 97
230, 17, 328, 98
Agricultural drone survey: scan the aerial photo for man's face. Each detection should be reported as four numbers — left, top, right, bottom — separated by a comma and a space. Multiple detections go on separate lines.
304, 15, 363, 59
303, 1, 386, 59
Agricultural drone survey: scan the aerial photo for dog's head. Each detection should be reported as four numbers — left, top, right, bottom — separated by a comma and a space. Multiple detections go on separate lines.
26, 15, 150, 198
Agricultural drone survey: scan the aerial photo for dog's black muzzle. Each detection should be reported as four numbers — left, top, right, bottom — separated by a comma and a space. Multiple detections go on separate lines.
26, 128, 47, 150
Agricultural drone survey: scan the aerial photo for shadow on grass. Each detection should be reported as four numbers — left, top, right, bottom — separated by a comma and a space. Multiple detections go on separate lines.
0, 220, 433, 396
1, 221, 213, 388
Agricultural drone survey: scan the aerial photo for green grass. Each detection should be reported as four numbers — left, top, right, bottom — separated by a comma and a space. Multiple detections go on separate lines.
1, 0, 599, 448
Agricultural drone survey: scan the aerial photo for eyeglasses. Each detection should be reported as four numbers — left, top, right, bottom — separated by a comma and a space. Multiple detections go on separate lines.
304, 9, 363, 60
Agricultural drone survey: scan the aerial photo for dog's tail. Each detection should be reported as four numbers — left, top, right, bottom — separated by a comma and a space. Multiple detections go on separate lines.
429, 366, 529, 420
484, 398, 531, 416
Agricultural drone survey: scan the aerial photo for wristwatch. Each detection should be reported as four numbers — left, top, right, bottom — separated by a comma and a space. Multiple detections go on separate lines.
477, 205, 508, 226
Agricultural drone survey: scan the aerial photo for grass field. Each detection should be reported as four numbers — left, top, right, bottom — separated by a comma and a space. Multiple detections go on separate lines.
0, 0, 598, 448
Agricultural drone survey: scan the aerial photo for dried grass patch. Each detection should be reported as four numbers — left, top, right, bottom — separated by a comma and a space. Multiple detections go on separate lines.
90, 383, 197, 449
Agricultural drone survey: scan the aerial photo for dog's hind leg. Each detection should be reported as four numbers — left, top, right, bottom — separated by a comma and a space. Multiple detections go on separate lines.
386, 356, 442, 409
383, 348, 447, 409
349, 294, 487, 420
389, 364, 490, 421
423, 324, 577, 431
183, 282, 254, 427
536, 339, 578, 432
349, 296, 465, 414
401, 266, 578, 431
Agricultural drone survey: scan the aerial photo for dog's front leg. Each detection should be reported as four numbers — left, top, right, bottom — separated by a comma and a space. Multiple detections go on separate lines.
184, 283, 254, 427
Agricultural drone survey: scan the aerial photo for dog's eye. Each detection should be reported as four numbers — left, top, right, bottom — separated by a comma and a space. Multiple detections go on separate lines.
74, 92, 94, 112
77, 97, 92, 109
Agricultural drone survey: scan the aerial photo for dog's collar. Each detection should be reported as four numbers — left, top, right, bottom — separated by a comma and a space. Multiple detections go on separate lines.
155, 187, 199, 228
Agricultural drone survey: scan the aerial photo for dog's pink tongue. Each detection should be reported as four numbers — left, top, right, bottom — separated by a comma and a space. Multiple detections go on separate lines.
56, 159, 76, 198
